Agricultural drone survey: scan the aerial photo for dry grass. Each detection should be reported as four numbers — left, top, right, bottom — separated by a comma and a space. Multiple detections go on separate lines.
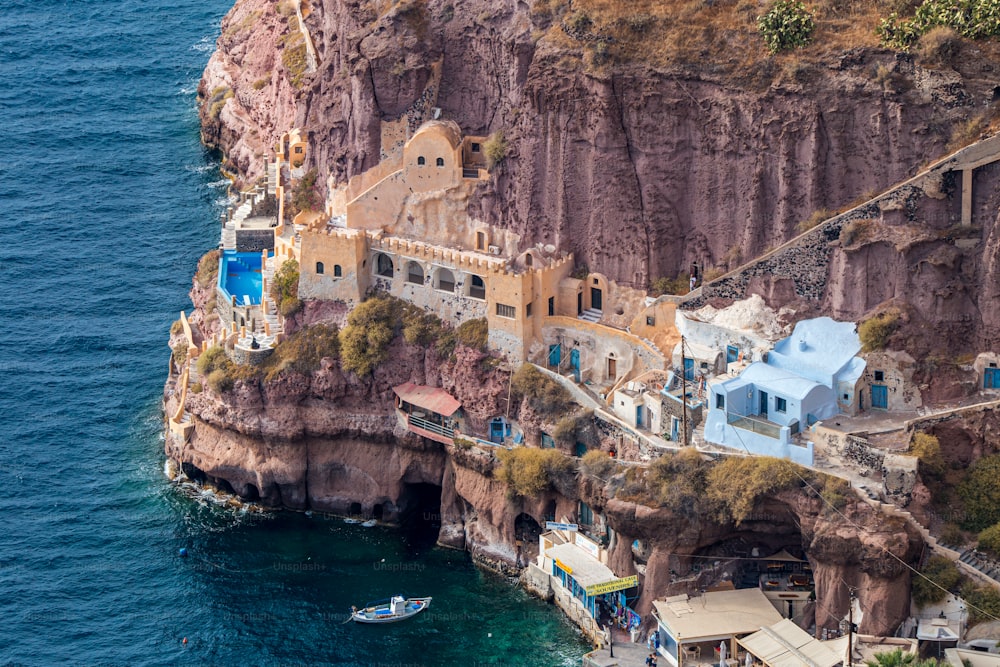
541, 0, 887, 77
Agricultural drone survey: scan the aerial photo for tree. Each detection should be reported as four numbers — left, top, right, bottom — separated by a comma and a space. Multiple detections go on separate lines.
865, 648, 917, 666
957, 454, 1000, 531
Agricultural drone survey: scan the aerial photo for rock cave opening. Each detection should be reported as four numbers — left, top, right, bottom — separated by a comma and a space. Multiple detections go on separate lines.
515, 512, 543, 564
348, 502, 362, 517
398, 482, 442, 550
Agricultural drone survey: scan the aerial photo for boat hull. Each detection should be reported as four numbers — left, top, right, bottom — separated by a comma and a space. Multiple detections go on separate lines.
351, 597, 432, 624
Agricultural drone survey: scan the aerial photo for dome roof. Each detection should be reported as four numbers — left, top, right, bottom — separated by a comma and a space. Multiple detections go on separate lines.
409, 120, 462, 150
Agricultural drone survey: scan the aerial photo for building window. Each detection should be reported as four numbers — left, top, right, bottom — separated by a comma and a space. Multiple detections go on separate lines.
646, 316, 655, 326
315, 261, 324, 274
417, 156, 425, 166
406, 261, 424, 285
496, 303, 515, 318
294, 146, 303, 154
375, 253, 394, 277
775, 397, 787, 413
541, 432, 555, 448
526, 302, 533, 317
471, 142, 481, 152
593, 278, 599, 285
874, 370, 885, 382
548, 297, 555, 316
525, 253, 532, 267
334, 265, 342, 277
436, 268, 455, 292
716, 393, 725, 410
579, 501, 593, 526
436, 157, 444, 167
469, 274, 486, 300
476, 231, 486, 250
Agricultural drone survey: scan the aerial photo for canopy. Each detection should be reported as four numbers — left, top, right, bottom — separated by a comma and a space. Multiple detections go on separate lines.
738, 619, 841, 667
546, 542, 619, 591
393, 382, 461, 417
762, 549, 804, 563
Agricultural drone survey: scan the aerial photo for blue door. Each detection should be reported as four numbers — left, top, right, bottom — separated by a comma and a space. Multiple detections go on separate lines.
490, 418, 504, 443
727, 346, 739, 363
570, 349, 581, 382
871, 384, 888, 410
684, 357, 694, 381
671, 418, 679, 442
759, 390, 769, 417
548, 344, 561, 368
986, 368, 1000, 389
636, 405, 643, 428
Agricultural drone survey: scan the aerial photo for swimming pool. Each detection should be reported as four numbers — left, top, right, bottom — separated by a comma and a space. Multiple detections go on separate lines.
218, 250, 266, 306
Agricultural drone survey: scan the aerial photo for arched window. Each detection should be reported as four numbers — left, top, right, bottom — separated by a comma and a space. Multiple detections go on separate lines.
525, 253, 533, 267
436, 268, 455, 293
375, 253, 394, 278
406, 261, 424, 285
334, 265, 342, 277
315, 261, 324, 275
469, 274, 485, 300
436, 157, 444, 167
417, 156, 426, 166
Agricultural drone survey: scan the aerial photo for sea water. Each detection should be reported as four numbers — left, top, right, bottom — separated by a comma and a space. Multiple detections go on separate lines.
0, 1, 587, 664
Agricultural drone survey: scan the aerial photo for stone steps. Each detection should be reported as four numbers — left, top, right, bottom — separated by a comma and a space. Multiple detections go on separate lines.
578, 308, 602, 323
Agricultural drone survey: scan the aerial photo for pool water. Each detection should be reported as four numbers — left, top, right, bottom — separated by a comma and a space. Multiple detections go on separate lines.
219, 250, 264, 305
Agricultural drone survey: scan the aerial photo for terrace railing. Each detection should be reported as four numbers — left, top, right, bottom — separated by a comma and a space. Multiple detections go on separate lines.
407, 414, 454, 440
727, 412, 781, 439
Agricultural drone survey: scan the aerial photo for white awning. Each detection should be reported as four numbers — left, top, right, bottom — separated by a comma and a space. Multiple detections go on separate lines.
738, 619, 841, 667
546, 543, 618, 590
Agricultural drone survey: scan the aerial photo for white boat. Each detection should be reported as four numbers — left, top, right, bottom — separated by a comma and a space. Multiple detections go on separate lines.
350, 595, 432, 624
361, 519, 377, 527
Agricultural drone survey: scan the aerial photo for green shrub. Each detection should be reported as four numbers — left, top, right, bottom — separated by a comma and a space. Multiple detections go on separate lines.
455, 318, 488, 351
912, 555, 962, 607
916, 26, 962, 64
978, 522, 1000, 558
172, 342, 188, 368
511, 364, 574, 416
859, 309, 901, 352
339, 295, 399, 376
496, 447, 575, 498
206, 368, 234, 394
757, 0, 816, 53
483, 131, 508, 168
553, 411, 592, 445
190, 382, 203, 394
195, 249, 221, 289
401, 306, 445, 347
580, 449, 617, 480
567, 10, 593, 35
279, 296, 302, 317
958, 454, 1000, 530
282, 42, 308, 88
707, 456, 800, 523
291, 169, 322, 213
196, 346, 228, 376
270, 259, 300, 305
877, 0, 1000, 50
839, 218, 874, 246
940, 522, 966, 546
910, 431, 945, 478
649, 274, 691, 296
171, 320, 184, 336
961, 580, 1000, 623
261, 323, 339, 379
820, 477, 852, 510
648, 448, 711, 513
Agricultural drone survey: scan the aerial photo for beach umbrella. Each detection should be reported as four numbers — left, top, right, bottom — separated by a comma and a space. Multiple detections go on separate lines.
719, 640, 727, 665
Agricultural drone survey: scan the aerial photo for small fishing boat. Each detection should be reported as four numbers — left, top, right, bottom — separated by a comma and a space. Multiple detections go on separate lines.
350, 595, 432, 624
361, 519, 377, 528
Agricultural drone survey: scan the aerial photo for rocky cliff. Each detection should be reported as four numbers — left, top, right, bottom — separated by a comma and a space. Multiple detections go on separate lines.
200, 0, 997, 291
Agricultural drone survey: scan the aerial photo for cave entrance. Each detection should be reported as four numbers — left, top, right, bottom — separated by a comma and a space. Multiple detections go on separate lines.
348, 502, 362, 517
398, 482, 442, 551
515, 513, 542, 565
373, 504, 384, 521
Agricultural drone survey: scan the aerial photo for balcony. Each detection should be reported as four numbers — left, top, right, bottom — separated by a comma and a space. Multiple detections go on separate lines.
726, 412, 781, 439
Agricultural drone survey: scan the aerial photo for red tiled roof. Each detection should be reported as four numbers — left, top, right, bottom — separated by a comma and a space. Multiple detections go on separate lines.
392, 382, 461, 417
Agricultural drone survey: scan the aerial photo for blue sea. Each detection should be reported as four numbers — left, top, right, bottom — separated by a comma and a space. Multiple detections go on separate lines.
0, 1, 587, 664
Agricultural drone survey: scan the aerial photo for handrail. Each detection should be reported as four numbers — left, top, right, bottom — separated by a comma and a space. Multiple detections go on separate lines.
408, 414, 454, 439
727, 412, 781, 439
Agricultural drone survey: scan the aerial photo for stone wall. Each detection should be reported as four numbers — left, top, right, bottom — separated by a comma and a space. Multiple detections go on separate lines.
228, 343, 274, 366
235, 228, 275, 253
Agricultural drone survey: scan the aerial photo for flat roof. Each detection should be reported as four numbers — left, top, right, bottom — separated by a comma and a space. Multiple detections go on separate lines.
392, 382, 461, 417
546, 543, 619, 589
738, 619, 841, 667
653, 588, 784, 641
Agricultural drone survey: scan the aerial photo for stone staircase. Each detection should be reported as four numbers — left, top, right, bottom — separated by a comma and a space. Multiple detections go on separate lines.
578, 308, 602, 323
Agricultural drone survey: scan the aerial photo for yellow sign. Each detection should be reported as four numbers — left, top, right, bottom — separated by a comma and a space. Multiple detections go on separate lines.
585, 576, 639, 597
554, 559, 573, 574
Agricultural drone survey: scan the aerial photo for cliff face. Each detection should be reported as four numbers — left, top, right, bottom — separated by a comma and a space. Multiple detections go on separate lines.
199, 0, 994, 290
